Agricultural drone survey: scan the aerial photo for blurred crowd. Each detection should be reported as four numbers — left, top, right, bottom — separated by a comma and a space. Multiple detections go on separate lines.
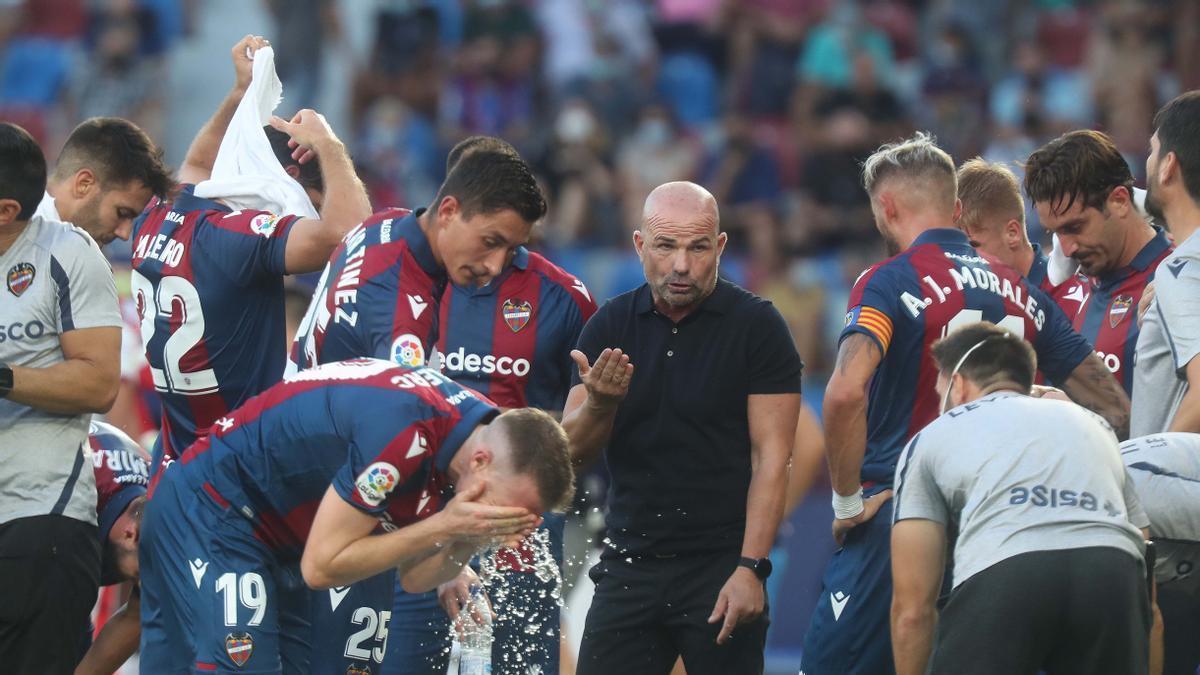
3, 0, 1198, 384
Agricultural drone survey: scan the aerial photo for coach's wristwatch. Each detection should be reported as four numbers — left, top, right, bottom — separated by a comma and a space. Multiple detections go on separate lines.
738, 556, 773, 580
0, 363, 11, 398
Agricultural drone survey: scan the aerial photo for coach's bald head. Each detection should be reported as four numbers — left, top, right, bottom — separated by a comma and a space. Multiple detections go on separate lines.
634, 182, 726, 320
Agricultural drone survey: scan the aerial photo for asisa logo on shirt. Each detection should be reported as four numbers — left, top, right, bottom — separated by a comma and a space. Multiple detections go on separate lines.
356, 462, 400, 506
391, 333, 425, 367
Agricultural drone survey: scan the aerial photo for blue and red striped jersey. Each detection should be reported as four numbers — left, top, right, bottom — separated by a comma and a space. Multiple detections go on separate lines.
1071, 228, 1172, 394
158, 360, 498, 560
432, 247, 597, 411
1026, 242, 1089, 322
842, 228, 1092, 486
289, 208, 444, 373
130, 185, 302, 473
89, 420, 151, 578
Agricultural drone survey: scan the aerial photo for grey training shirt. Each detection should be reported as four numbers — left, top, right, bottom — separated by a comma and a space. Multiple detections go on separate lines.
1121, 433, 1200, 593
1131, 229, 1200, 436
894, 393, 1146, 588
0, 215, 121, 525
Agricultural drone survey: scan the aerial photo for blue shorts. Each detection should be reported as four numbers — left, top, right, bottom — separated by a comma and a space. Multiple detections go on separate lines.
800, 499, 894, 675
139, 473, 311, 674
382, 514, 565, 675
308, 570, 396, 673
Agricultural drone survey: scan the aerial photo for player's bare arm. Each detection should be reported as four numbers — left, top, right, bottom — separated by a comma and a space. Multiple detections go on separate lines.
890, 519, 946, 675
302, 482, 538, 590
75, 587, 140, 675
1061, 352, 1132, 439
270, 110, 372, 274
178, 35, 267, 184
707, 392, 799, 645
1167, 357, 1200, 433
562, 347, 633, 467
8, 326, 120, 414
824, 332, 882, 498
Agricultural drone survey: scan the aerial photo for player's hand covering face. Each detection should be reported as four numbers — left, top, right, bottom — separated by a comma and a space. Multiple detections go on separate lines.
438, 481, 541, 550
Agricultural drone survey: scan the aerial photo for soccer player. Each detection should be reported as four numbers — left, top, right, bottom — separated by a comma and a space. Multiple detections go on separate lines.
800, 133, 1130, 675
76, 421, 151, 675
891, 322, 1150, 675
137, 359, 575, 673
1121, 433, 1200, 674
36, 117, 173, 247
1133, 91, 1200, 435
1024, 130, 1172, 394
956, 158, 1087, 320
131, 35, 371, 473
381, 137, 598, 675
288, 142, 547, 373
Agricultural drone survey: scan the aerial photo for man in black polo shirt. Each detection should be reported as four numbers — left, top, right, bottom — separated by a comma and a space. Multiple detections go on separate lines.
563, 181, 803, 675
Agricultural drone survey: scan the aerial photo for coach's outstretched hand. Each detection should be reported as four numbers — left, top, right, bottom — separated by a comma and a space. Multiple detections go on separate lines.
832, 489, 893, 546
269, 109, 340, 166
439, 481, 541, 550
709, 564, 765, 645
571, 348, 633, 409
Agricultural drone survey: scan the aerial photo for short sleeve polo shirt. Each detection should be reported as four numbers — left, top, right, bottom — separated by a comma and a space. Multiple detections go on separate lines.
573, 278, 803, 555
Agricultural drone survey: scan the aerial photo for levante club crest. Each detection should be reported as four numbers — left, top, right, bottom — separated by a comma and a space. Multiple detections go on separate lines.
225, 632, 254, 667
6, 262, 34, 297
1109, 295, 1133, 328
503, 298, 532, 333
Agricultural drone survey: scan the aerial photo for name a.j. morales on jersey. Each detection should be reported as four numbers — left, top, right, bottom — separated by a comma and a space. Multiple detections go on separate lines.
898, 253, 1046, 330
331, 224, 369, 328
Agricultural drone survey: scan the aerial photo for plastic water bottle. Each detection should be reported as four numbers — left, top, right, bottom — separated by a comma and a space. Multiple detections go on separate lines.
457, 586, 493, 675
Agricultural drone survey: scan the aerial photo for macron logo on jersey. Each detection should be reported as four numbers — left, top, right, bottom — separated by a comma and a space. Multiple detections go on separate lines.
571, 279, 592, 302
190, 559, 209, 589
329, 586, 351, 611
408, 294, 428, 319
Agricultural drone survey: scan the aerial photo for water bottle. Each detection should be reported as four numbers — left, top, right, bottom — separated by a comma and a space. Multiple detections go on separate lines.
457, 586, 493, 675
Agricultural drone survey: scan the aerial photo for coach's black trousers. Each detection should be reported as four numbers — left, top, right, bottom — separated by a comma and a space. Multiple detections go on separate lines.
576, 548, 768, 675
931, 546, 1150, 675
0, 515, 100, 675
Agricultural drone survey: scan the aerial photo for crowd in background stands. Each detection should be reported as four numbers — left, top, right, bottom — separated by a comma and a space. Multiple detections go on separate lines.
3, 0, 1199, 384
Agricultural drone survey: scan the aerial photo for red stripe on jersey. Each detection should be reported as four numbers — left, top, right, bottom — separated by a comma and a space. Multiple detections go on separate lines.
390, 249, 440, 360
487, 272, 541, 408
909, 245, 967, 438
525, 252, 598, 319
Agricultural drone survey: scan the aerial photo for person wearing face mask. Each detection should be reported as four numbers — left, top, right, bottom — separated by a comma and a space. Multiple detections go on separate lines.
802, 133, 1127, 675
890, 322, 1153, 675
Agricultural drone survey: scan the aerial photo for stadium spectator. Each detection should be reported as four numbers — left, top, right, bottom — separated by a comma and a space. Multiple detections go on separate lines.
262, 0, 339, 111
68, 7, 165, 141
138, 361, 573, 671
383, 135, 598, 675
565, 181, 802, 675
803, 133, 1128, 675
76, 421, 152, 675
0, 121, 122, 674
891, 322, 1151, 675
1132, 91, 1200, 435
1121, 432, 1200, 674
1024, 129, 1170, 395
36, 116, 172, 247
956, 158, 1088, 320
132, 35, 371, 473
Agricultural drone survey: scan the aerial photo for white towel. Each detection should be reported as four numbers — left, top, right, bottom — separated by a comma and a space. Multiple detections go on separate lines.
194, 46, 319, 219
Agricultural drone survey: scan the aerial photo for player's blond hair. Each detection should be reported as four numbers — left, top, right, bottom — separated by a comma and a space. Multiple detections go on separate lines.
957, 158, 1026, 232
862, 131, 957, 212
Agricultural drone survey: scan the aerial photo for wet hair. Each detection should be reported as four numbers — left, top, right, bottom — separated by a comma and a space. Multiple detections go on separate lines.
265, 125, 324, 193
0, 122, 48, 220
496, 408, 575, 511
54, 117, 172, 198
931, 322, 1036, 393
1152, 91, 1200, 202
434, 148, 546, 224
1022, 129, 1134, 215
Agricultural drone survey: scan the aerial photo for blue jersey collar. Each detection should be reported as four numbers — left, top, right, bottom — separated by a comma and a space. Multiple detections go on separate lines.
1026, 242, 1049, 287
1097, 226, 1172, 285
911, 227, 970, 248
172, 183, 228, 214
396, 209, 442, 278
435, 396, 501, 473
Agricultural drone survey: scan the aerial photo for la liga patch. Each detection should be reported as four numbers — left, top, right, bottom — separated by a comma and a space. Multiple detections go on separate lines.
390, 333, 425, 367
7, 262, 34, 297
225, 632, 254, 668
356, 461, 400, 507
249, 213, 280, 238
